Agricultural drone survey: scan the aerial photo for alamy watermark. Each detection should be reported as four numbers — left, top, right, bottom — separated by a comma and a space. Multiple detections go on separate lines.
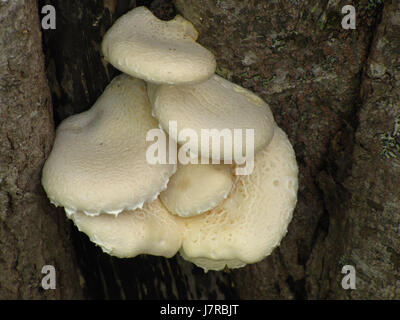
41, 265, 56, 290
41, 5, 56, 30
342, 5, 356, 30
341, 265, 356, 290
146, 121, 255, 175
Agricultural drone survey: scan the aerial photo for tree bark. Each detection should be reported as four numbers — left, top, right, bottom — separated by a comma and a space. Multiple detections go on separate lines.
328, 0, 400, 299
175, 0, 398, 299
0, 0, 83, 299
2, 0, 398, 300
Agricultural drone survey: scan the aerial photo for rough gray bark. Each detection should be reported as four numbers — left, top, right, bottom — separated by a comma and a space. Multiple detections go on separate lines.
328, 0, 400, 298
174, 0, 399, 299
0, 0, 83, 299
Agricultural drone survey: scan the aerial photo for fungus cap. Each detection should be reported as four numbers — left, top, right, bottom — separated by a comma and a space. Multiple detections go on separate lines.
148, 75, 276, 161
41, 74, 176, 216
70, 199, 183, 258
160, 162, 234, 218
101, 6, 216, 85
178, 127, 298, 271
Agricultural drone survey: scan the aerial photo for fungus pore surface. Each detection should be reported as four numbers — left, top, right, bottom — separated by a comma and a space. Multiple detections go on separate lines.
42, 74, 176, 216
148, 74, 276, 161
178, 127, 298, 271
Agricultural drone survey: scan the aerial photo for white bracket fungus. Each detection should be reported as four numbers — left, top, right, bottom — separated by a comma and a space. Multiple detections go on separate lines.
147, 75, 276, 162
42, 6, 299, 272
101, 6, 216, 85
160, 162, 234, 218
67, 128, 298, 271
178, 128, 298, 271
70, 199, 183, 258
42, 74, 176, 216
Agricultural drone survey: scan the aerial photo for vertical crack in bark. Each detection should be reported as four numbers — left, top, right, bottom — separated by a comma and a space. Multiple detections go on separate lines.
305, 1, 386, 299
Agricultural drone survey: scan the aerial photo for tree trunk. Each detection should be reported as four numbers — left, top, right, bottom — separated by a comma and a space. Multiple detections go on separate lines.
329, 0, 400, 299
0, 0, 83, 299
2, 0, 398, 300
175, 0, 399, 299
